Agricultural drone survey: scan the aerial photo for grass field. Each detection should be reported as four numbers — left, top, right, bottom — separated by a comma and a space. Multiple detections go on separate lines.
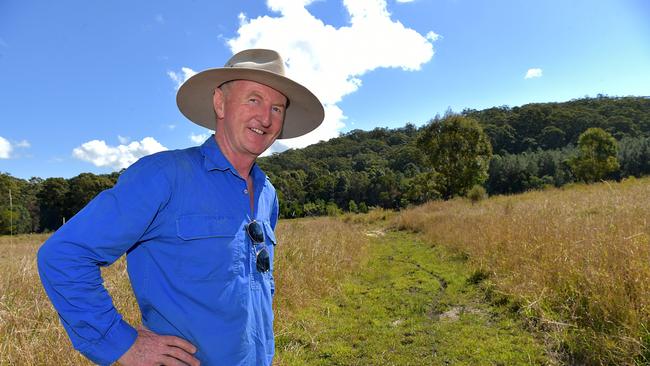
395, 177, 650, 365
3, 178, 650, 365
276, 230, 549, 365
0, 218, 369, 365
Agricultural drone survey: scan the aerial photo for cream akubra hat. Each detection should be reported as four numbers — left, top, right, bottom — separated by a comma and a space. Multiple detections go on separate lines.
176, 49, 324, 139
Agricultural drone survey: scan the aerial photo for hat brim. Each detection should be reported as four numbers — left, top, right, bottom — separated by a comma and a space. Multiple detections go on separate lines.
176, 68, 324, 139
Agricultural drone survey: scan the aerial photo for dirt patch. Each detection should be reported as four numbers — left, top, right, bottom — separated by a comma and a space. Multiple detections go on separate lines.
365, 230, 386, 237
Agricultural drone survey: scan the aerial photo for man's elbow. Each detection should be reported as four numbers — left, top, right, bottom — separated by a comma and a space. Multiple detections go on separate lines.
36, 239, 54, 281
36, 237, 66, 284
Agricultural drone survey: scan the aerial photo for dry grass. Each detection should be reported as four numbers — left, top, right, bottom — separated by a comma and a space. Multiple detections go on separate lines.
394, 177, 650, 365
340, 207, 396, 225
272, 217, 370, 363
0, 218, 369, 365
0, 233, 91, 365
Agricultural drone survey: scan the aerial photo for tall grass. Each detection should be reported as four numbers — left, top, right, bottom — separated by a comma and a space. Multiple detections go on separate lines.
394, 177, 650, 365
0, 218, 369, 365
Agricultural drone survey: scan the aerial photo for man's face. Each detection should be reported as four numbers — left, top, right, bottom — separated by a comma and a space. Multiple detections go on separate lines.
214, 79, 287, 162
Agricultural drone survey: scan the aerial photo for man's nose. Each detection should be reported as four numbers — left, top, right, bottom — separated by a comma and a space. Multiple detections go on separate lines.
259, 106, 273, 127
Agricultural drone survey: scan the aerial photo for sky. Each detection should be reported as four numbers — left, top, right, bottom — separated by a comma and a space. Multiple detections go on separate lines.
1, 0, 649, 180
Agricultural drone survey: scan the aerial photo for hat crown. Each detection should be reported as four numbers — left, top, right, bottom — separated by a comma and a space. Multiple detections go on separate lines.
225, 49, 286, 76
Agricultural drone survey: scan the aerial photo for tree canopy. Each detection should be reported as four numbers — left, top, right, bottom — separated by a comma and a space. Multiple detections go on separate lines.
569, 128, 619, 183
417, 115, 492, 198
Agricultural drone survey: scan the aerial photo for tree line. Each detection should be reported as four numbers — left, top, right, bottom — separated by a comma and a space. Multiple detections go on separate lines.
2, 95, 649, 234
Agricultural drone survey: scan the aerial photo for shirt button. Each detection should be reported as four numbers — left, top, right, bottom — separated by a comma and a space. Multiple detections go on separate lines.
243, 189, 249, 194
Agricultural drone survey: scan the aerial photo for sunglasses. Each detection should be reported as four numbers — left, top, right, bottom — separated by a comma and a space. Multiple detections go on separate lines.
245, 220, 270, 273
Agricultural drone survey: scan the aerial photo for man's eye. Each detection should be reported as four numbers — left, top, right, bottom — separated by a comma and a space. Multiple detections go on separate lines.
272, 106, 284, 114
248, 98, 259, 104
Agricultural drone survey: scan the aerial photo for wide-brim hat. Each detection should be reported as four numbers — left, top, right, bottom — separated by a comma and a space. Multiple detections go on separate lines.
176, 49, 324, 139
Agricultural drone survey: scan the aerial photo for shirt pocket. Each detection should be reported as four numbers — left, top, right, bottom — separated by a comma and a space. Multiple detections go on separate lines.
262, 221, 277, 274
175, 215, 242, 280
262, 221, 277, 246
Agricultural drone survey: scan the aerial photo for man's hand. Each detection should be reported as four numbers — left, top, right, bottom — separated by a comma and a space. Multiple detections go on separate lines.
117, 326, 200, 366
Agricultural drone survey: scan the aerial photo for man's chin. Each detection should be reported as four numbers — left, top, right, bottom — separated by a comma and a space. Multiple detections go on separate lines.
248, 145, 272, 158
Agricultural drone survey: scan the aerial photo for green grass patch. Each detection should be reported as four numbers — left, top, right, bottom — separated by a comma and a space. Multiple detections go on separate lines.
275, 231, 550, 365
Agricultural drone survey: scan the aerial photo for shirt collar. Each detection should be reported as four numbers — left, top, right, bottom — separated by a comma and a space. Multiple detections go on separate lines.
200, 135, 231, 172
199, 135, 267, 184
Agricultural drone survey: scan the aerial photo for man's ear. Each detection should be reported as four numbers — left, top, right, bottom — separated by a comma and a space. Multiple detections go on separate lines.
213, 87, 225, 119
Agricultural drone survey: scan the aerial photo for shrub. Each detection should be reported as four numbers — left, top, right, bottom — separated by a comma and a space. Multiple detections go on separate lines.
466, 184, 487, 203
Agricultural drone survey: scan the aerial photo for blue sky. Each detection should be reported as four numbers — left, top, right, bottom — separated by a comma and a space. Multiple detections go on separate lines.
1, 0, 649, 179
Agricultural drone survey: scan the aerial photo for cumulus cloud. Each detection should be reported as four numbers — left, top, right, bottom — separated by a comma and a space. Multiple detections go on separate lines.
168, 67, 198, 89
213, 0, 435, 153
190, 133, 211, 144
525, 68, 543, 79
117, 135, 130, 144
0, 136, 12, 159
0, 137, 30, 158
72, 137, 168, 171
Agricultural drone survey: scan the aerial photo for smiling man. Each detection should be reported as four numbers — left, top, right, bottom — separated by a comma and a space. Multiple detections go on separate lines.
37, 49, 324, 366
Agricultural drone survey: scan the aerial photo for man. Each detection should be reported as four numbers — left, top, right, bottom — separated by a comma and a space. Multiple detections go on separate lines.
37, 49, 324, 365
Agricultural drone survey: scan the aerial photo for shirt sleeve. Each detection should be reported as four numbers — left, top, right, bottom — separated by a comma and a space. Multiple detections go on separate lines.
37, 154, 173, 365
270, 191, 279, 231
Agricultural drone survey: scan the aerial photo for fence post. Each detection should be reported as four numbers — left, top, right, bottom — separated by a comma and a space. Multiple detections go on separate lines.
9, 188, 13, 243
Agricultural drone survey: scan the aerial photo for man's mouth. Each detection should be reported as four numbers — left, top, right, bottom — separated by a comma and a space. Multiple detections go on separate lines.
250, 127, 264, 135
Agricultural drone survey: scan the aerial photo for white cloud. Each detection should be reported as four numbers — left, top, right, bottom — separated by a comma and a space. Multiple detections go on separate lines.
525, 68, 543, 79
190, 133, 211, 144
426, 31, 441, 42
15, 140, 30, 148
168, 124, 177, 130
0, 137, 30, 158
168, 67, 198, 89
72, 137, 168, 171
0, 136, 12, 159
224, 0, 435, 153
396, 0, 416, 3
117, 135, 130, 144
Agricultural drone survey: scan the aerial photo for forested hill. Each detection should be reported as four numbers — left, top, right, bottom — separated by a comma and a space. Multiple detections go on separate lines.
2, 96, 650, 233
258, 95, 650, 216
464, 95, 650, 154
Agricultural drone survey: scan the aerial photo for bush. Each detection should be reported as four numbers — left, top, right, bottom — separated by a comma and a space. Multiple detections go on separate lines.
466, 185, 487, 203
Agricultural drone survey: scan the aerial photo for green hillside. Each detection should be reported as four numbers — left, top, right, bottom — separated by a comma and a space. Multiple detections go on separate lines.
2, 96, 650, 231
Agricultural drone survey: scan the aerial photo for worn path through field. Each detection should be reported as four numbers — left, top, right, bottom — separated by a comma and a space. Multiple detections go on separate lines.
276, 230, 551, 365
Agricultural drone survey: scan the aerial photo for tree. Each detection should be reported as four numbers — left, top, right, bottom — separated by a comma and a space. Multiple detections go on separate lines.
569, 127, 620, 183
404, 171, 442, 204
0, 173, 38, 234
538, 125, 566, 150
38, 178, 69, 231
64, 173, 114, 218
348, 200, 358, 213
0, 205, 31, 235
417, 115, 493, 198
618, 136, 650, 178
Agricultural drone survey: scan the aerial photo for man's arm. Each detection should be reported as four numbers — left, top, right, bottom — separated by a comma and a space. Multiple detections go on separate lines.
37, 155, 185, 365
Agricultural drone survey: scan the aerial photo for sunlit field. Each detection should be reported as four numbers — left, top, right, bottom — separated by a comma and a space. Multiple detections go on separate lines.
0, 218, 369, 365
5, 177, 650, 365
395, 177, 650, 365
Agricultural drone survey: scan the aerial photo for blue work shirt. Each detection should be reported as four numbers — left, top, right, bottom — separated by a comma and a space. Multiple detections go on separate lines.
37, 136, 278, 365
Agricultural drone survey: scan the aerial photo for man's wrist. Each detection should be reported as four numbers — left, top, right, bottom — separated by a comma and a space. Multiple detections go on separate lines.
80, 319, 138, 366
